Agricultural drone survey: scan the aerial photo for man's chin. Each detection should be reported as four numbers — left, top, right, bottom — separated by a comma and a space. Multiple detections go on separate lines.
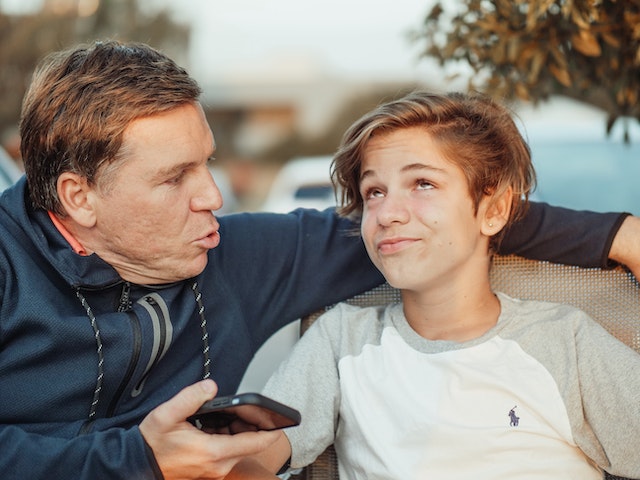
182, 254, 210, 280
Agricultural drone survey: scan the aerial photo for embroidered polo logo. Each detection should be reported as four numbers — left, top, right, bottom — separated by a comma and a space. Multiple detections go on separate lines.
508, 406, 520, 426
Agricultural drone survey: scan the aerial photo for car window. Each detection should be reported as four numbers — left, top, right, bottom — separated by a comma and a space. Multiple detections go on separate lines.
517, 102, 640, 216
529, 139, 640, 216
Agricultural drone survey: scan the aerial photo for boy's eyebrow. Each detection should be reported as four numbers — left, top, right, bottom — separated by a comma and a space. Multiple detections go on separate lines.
360, 162, 446, 182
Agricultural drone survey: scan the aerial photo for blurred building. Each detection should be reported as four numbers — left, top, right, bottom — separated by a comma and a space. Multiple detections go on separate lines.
199, 72, 422, 210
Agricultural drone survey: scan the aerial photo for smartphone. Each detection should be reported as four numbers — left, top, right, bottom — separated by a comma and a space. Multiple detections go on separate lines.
187, 392, 301, 434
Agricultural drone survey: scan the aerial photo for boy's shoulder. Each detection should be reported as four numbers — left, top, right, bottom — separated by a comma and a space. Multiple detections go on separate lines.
309, 302, 401, 343
497, 292, 588, 320
318, 301, 397, 324
496, 292, 597, 339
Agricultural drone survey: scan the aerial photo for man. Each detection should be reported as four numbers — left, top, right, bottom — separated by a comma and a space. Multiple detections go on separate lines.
0, 40, 638, 479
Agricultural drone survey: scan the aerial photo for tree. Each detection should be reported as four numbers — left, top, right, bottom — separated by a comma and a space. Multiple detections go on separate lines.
412, 0, 640, 141
0, 0, 189, 143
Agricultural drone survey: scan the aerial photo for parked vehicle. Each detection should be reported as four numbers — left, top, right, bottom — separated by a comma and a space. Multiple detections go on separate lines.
0, 146, 22, 193
519, 101, 640, 216
261, 155, 336, 213
529, 137, 640, 216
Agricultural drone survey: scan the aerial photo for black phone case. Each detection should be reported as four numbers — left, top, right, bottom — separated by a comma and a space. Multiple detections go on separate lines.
188, 392, 301, 431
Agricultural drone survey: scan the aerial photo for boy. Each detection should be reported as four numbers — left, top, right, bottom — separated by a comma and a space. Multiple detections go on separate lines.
234, 91, 640, 479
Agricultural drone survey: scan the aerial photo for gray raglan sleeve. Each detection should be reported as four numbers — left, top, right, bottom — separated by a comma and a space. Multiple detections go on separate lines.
262, 306, 345, 469
571, 317, 640, 478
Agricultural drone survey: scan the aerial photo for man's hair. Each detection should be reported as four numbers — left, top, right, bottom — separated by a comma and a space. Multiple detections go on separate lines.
331, 90, 536, 249
19, 40, 202, 214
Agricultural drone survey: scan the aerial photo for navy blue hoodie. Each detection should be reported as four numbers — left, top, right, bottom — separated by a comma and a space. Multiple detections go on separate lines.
0, 177, 626, 479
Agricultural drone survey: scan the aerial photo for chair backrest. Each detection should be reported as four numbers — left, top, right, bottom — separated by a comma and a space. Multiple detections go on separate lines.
293, 254, 640, 480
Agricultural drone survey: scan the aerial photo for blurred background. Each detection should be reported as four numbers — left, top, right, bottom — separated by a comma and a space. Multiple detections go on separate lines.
1, 0, 639, 389
2, 0, 639, 214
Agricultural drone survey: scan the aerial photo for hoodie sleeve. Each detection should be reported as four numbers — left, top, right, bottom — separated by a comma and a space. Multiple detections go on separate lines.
500, 202, 629, 268
217, 204, 628, 350
0, 425, 158, 480
214, 208, 384, 347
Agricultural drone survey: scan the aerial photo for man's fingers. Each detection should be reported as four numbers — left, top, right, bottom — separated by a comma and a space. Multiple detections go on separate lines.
151, 380, 218, 429
210, 429, 282, 459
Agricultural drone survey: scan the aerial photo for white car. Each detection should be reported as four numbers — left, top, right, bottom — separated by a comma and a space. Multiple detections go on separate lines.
261, 155, 337, 213
241, 155, 339, 392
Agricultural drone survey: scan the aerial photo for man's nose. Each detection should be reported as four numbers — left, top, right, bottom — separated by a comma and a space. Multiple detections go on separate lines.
192, 167, 224, 212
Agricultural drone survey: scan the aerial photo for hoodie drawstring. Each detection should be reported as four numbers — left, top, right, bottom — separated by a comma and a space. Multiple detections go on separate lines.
75, 280, 211, 422
75, 289, 105, 421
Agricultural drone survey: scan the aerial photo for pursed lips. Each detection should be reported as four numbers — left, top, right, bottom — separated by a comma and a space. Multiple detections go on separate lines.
196, 222, 221, 249
376, 236, 418, 255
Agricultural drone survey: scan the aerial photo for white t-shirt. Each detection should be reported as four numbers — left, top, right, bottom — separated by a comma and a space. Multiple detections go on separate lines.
264, 293, 640, 479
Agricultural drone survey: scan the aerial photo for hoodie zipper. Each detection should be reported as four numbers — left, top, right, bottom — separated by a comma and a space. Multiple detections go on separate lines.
130, 295, 172, 397
105, 282, 140, 417
106, 310, 142, 417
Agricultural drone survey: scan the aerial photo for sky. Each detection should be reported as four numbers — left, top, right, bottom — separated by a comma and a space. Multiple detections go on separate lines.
156, 0, 439, 83
0, 0, 439, 82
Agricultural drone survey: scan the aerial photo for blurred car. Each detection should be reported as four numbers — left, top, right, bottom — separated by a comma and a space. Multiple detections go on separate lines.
524, 114, 640, 216
240, 155, 338, 393
261, 155, 337, 213
0, 145, 22, 193
529, 138, 640, 216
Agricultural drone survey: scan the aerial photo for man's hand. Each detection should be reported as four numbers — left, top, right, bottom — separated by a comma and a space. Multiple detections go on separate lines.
140, 380, 280, 480
610, 215, 640, 280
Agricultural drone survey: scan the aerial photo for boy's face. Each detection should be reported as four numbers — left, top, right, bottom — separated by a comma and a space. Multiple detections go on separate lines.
359, 126, 491, 294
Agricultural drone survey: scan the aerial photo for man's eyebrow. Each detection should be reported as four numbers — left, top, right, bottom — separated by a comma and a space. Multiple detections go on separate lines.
151, 160, 199, 181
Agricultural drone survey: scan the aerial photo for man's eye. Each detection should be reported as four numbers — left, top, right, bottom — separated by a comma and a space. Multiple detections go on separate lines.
167, 172, 186, 184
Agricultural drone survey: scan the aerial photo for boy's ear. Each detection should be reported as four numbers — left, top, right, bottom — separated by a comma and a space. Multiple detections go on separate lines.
57, 172, 97, 228
481, 187, 512, 236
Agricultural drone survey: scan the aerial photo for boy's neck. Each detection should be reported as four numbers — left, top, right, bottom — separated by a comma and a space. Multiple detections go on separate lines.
401, 283, 500, 342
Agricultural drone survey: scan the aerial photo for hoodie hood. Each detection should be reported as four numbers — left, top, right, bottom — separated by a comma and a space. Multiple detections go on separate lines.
1, 177, 122, 289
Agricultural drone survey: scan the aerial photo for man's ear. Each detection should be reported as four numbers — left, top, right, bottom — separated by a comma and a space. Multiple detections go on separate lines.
481, 187, 513, 236
57, 172, 97, 228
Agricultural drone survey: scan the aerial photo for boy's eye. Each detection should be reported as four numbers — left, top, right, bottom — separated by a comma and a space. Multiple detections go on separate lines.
362, 187, 384, 200
416, 179, 434, 190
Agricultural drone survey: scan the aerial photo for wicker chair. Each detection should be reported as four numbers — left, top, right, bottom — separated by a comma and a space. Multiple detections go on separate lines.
292, 254, 640, 480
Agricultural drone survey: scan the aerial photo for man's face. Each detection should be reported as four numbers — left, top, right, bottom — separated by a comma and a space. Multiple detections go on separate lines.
88, 102, 223, 284
359, 126, 490, 295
